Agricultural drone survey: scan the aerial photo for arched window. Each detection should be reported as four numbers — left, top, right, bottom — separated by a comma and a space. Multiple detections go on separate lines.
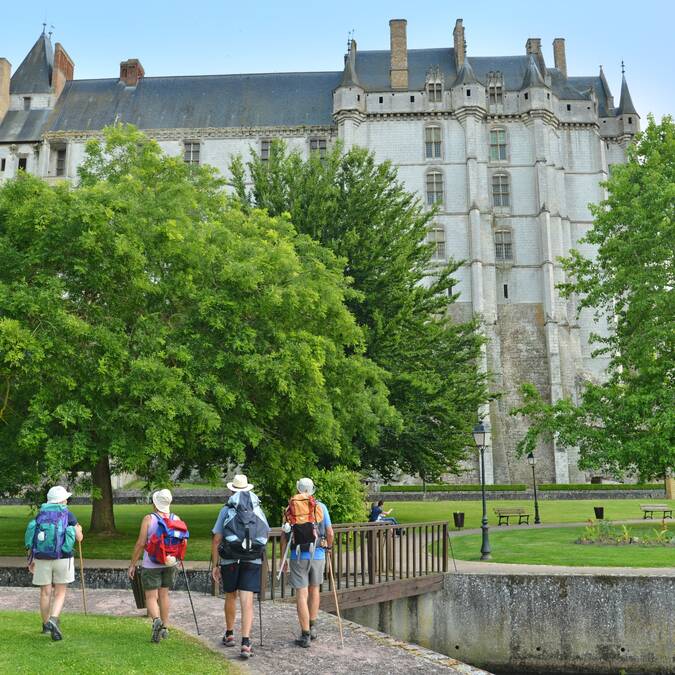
489, 128, 507, 161
495, 229, 513, 261
425, 125, 442, 159
426, 171, 444, 206
492, 173, 510, 207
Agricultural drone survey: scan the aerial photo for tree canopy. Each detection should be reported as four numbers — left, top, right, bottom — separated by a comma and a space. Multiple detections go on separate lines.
512, 116, 675, 480
231, 141, 487, 481
0, 125, 395, 528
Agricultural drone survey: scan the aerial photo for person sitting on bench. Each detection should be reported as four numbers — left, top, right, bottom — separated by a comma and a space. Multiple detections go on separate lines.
369, 500, 399, 525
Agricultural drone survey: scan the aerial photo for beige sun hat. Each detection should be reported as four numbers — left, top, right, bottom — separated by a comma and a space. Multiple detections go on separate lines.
152, 489, 173, 514
227, 474, 253, 492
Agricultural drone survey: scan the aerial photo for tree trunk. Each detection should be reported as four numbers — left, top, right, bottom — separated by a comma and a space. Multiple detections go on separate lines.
90, 453, 117, 533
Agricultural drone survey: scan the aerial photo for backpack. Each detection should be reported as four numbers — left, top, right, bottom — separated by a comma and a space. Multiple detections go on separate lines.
25, 507, 76, 560
218, 491, 270, 562
144, 513, 190, 565
284, 494, 324, 556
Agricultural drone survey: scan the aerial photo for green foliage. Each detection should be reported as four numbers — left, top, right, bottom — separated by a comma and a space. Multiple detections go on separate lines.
577, 521, 673, 547
230, 140, 487, 482
512, 116, 675, 480
538, 483, 663, 491
310, 467, 367, 524
379, 483, 527, 492
0, 125, 395, 528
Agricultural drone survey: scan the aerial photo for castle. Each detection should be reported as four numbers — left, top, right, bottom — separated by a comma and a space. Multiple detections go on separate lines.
0, 19, 640, 484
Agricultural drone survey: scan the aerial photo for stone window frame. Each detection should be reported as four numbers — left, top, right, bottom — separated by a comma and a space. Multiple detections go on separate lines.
23, 97, 31, 111
490, 170, 511, 210
494, 228, 513, 263
425, 66, 444, 105
424, 124, 443, 161
183, 140, 201, 165
309, 137, 327, 158
488, 127, 508, 163
486, 71, 504, 107
49, 142, 68, 177
425, 169, 445, 208
427, 224, 446, 260
260, 138, 279, 162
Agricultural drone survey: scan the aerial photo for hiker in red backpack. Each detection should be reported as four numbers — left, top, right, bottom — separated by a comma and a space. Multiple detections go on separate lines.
280, 477, 333, 648
128, 489, 189, 643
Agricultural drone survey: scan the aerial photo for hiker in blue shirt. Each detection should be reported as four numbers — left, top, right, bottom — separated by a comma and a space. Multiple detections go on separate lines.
211, 474, 269, 660
25, 486, 83, 641
281, 477, 334, 648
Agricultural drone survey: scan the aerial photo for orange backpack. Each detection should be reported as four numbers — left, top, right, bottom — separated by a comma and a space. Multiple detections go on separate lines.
284, 494, 324, 554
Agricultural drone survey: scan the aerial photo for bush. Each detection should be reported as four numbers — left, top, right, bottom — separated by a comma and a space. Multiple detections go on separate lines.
540, 483, 663, 491
311, 467, 367, 523
379, 484, 527, 492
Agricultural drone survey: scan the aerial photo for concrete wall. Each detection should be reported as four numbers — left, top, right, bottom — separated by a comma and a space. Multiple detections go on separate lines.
344, 573, 675, 674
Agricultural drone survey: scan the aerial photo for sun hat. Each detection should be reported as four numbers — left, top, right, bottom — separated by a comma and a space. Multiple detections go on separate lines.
227, 474, 254, 492
296, 477, 315, 496
46, 486, 72, 504
152, 489, 173, 514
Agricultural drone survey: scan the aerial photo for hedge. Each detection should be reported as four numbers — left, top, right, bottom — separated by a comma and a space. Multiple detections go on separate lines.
539, 483, 663, 491
379, 484, 527, 493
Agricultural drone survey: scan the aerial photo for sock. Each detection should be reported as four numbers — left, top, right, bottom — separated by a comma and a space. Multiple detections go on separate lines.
309, 620, 316, 628
225, 630, 234, 637
241, 637, 251, 646
302, 630, 310, 636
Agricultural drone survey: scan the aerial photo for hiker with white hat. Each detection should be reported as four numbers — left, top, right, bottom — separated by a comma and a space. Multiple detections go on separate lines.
24, 485, 83, 640
128, 488, 189, 643
211, 474, 269, 659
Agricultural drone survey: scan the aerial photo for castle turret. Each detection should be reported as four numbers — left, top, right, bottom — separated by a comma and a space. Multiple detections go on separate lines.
450, 58, 485, 113
333, 39, 365, 148
520, 54, 552, 112
617, 71, 639, 135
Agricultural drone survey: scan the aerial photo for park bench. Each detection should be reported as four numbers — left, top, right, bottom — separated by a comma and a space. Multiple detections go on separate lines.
493, 507, 531, 526
640, 504, 673, 519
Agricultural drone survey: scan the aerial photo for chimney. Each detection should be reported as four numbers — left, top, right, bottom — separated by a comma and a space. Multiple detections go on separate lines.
525, 38, 546, 77
453, 19, 465, 69
0, 58, 10, 124
51, 43, 75, 98
552, 38, 567, 78
389, 19, 408, 90
120, 59, 144, 87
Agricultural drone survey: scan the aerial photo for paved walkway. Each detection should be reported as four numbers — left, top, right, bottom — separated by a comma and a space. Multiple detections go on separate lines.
0, 587, 487, 674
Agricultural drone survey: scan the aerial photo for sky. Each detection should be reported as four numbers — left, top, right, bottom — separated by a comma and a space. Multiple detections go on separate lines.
1, 0, 673, 122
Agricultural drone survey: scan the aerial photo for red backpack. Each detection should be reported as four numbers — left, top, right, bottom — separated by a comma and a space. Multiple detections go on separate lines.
145, 513, 189, 564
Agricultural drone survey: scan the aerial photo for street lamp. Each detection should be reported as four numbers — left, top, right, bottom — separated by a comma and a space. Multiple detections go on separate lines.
473, 421, 491, 561
527, 452, 542, 525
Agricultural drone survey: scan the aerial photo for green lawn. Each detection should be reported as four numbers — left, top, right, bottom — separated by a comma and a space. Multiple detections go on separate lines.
448, 523, 675, 567
0, 611, 229, 674
2, 498, 672, 561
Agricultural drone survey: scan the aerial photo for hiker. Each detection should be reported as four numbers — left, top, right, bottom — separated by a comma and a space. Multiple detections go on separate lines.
211, 474, 270, 660
281, 477, 334, 648
25, 485, 83, 641
369, 499, 399, 525
127, 489, 189, 643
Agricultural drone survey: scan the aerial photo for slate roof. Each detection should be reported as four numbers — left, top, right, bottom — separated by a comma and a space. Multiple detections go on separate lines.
618, 75, 637, 115
10, 33, 53, 94
46, 71, 343, 132
568, 76, 614, 116
520, 55, 548, 90
0, 109, 52, 142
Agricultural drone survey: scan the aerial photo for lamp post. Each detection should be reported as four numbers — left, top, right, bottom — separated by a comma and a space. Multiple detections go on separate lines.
473, 421, 491, 561
527, 452, 542, 525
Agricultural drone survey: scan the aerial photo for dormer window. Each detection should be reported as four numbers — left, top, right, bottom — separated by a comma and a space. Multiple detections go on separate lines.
487, 71, 504, 105
425, 66, 443, 103
23, 97, 31, 111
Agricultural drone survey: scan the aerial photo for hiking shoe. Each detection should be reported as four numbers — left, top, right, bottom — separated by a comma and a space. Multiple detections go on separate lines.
41, 623, 51, 635
310, 624, 318, 641
222, 633, 236, 647
46, 617, 62, 641
150, 617, 163, 643
240, 643, 253, 659
295, 632, 311, 648
160, 626, 169, 640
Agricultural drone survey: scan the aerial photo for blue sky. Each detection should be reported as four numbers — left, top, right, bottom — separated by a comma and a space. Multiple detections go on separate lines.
1, 0, 672, 121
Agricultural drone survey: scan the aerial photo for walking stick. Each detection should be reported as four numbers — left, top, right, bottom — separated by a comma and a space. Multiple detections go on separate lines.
179, 561, 200, 635
77, 540, 88, 615
326, 552, 344, 648
277, 535, 292, 581
447, 533, 458, 573
258, 592, 263, 647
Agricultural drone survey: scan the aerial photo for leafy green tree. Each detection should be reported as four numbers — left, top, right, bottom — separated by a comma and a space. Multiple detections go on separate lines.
0, 125, 395, 530
231, 142, 487, 481
512, 116, 675, 480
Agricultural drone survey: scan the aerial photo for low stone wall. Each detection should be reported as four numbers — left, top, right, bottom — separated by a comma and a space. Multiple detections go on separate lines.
343, 572, 675, 674
370, 489, 665, 502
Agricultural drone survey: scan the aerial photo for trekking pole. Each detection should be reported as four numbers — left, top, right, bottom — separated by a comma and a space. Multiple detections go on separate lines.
179, 561, 200, 635
447, 532, 458, 573
277, 536, 292, 581
326, 552, 344, 648
77, 540, 88, 615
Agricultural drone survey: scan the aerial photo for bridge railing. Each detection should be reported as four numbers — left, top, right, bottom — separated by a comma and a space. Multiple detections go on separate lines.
263, 520, 448, 601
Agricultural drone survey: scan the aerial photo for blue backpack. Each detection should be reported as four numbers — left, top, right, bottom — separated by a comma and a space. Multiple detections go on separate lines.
25, 505, 76, 560
218, 491, 270, 561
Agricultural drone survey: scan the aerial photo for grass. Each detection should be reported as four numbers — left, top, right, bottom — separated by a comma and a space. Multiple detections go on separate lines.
448, 523, 674, 567
0, 611, 229, 674
2, 498, 672, 561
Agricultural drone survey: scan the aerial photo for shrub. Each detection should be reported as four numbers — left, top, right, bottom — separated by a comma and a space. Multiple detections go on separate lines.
539, 483, 663, 491
311, 467, 367, 524
379, 483, 526, 493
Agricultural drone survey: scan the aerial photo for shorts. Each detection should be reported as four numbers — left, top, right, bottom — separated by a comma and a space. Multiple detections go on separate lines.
141, 565, 178, 590
289, 558, 325, 589
221, 562, 261, 594
32, 557, 75, 586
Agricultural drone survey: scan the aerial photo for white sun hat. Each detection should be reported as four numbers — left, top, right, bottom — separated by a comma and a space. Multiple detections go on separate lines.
227, 474, 254, 492
46, 486, 72, 504
152, 489, 173, 514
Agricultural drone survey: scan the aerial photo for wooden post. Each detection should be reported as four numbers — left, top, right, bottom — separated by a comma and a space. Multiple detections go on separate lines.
442, 522, 449, 573
367, 529, 376, 585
